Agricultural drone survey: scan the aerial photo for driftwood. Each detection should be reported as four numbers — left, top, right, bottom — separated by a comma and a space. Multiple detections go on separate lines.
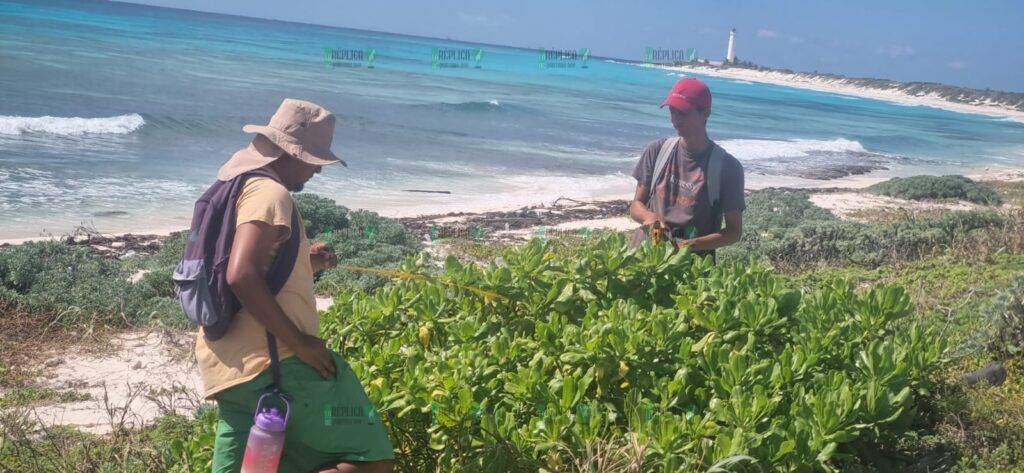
403, 189, 452, 194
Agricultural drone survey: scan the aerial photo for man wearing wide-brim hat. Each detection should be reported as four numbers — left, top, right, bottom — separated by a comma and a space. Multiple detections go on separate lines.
198, 98, 395, 473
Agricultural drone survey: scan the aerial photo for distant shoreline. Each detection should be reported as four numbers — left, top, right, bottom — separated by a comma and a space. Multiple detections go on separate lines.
636, 62, 1024, 122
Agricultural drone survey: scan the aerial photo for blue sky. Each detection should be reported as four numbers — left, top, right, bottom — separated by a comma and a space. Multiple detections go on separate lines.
123, 0, 1024, 92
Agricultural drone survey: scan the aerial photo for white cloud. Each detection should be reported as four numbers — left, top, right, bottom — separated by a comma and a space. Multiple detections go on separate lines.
788, 36, 805, 45
756, 28, 779, 39
876, 45, 916, 58
947, 60, 968, 70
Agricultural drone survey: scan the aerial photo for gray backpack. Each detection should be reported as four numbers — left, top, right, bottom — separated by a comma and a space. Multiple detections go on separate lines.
173, 169, 300, 341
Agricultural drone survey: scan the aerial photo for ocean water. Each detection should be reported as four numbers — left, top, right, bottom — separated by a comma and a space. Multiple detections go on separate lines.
2, 0, 1023, 239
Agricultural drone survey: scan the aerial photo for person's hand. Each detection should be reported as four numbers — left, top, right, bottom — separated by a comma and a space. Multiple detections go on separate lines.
641, 217, 669, 229
293, 334, 336, 379
310, 242, 337, 273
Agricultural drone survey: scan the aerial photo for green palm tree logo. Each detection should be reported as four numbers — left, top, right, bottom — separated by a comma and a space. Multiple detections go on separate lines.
685, 47, 697, 63
365, 48, 376, 68
366, 404, 379, 425
473, 48, 483, 68
579, 48, 591, 69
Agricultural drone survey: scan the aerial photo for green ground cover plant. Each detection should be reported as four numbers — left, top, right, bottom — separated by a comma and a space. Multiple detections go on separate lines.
321, 234, 945, 472
865, 176, 1002, 206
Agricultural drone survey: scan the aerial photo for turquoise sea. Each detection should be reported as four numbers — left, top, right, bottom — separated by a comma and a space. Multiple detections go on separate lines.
2, 0, 1023, 239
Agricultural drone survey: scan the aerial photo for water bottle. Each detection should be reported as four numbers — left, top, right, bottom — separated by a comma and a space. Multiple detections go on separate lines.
241, 393, 290, 473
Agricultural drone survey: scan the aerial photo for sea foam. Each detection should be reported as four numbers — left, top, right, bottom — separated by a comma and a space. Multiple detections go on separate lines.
718, 138, 869, 161
0, 113, 145, 136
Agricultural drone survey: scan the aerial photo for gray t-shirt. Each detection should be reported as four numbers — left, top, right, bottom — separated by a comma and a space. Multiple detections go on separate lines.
631, 138, 745, 238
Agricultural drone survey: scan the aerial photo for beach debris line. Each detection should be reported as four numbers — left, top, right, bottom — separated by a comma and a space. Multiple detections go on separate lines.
402, 189, 451, 194
397, 198, 630, 243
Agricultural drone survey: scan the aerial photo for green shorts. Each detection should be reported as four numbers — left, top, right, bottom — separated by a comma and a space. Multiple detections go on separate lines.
211, 350, 395, 473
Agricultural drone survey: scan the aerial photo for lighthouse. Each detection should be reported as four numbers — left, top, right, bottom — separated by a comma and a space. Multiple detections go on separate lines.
726, 28, 736, 63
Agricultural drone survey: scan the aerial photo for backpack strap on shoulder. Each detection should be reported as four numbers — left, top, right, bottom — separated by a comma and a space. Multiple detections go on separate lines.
648, 137, 680, 202
265, 205, 302, 393
707, 142, 725, 209
238, 169, 304, 394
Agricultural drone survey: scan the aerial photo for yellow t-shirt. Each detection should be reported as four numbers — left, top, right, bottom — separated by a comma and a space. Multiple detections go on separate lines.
194, 168, 318, 399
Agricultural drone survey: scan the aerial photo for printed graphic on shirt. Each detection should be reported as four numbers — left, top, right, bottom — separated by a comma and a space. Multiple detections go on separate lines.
657, 159, 705, 209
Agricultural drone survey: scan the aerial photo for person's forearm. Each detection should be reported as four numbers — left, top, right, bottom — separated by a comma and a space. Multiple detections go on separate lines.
630, 200, 659, 224
229, 276, 305, 349
687, 228, 740, 251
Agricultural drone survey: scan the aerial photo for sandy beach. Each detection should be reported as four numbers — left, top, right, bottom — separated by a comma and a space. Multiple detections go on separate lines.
641, 63, 1024, 122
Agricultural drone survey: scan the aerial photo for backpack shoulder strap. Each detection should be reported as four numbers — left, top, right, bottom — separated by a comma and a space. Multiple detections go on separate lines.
706, 142, 725, 208
648, 137, 680, 201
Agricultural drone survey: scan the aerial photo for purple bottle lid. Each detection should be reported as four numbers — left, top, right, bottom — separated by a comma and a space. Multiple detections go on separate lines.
255, 407, 287, 432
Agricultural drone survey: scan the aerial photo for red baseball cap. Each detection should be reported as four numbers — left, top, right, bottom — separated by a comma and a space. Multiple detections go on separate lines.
661, 77, 712, 112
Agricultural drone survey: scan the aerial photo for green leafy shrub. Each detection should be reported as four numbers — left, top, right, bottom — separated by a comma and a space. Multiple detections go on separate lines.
0, 237, 196, 328
140, 267, 175, 299
721, 191, 1005, 270
145, 232, 187, 271
866, 175, 1002, 205
0, 241, 160, 326
294, 192, 350, 238
315, 209, 422, 294
160, 405, 219, 472
741, 189, 838, 230
0, 193, 418, 330
986, 275, 1024, 358
321, 233, 945, 471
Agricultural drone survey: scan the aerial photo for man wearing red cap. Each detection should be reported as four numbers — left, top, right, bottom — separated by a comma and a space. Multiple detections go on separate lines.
629, 77, 745, 259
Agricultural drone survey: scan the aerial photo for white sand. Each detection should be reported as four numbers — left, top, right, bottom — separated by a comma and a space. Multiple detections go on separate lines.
28, 330, 204, 435
643, 63, 1024, 122
377, 193, 635, 219
810, 193, 983, 220
492, 216, 637, 240
18, 296, 341, 434
0, 226, 181, 247
316, 296, 334, 312
546, 216, 637, 232
0, 195, 639, 247
968, 167, 1024, 183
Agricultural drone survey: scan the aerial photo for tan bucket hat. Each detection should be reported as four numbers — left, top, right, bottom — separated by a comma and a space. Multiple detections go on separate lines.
217, 98, 347, 181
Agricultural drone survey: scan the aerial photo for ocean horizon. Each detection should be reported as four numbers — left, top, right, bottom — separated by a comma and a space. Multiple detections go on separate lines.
2, 0, 1023, 240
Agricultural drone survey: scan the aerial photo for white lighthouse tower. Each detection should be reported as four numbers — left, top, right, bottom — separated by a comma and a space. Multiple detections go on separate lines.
726, 28, 736, 63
